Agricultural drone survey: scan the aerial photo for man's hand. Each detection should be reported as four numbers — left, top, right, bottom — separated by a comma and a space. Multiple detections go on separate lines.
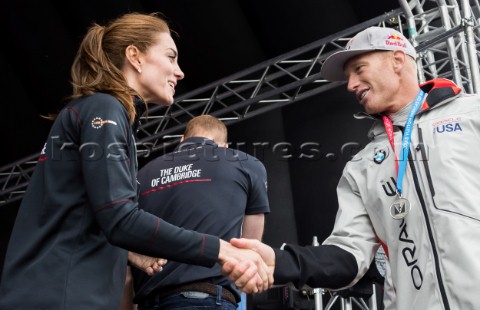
217, 239, 272, 294
128, 252, 167, 276
219, 238, 275, 294
222, 238, 275, 293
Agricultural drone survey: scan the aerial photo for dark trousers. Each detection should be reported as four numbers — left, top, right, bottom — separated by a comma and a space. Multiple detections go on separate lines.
138, 285, 238, 310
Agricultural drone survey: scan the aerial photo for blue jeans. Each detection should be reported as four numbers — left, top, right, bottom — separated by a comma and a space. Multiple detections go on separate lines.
138, 286, 238, 310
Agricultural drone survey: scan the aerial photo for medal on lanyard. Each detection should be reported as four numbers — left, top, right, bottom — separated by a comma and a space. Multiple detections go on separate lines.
382, 89, 426, 220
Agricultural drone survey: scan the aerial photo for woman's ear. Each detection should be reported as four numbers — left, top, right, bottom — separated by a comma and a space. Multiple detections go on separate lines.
125, 45, 142, 73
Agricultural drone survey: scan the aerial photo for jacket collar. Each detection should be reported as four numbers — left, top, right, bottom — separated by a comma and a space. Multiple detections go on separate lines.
132, 96, 147, 134
175, 137, 216, 151
365, 78, 462, 139
418, 77, 462, 111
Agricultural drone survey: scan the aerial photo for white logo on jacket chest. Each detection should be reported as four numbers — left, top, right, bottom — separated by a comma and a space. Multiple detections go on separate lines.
91, 117, 118, 129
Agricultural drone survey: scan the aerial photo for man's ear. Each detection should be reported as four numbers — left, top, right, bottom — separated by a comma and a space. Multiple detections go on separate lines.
392, 50, 406, 72
125, 45, 142, 71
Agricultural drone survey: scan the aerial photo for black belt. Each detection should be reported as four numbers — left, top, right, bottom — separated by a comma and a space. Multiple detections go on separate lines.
154, 281, 237, 305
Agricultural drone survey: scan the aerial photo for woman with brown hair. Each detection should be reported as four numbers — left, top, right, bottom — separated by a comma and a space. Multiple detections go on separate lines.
0, 13, 269, 309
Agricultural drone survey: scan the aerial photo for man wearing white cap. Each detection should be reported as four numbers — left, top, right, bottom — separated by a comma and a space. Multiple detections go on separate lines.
222, 26, 480, 310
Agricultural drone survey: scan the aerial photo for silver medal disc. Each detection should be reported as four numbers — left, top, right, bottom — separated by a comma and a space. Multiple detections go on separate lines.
390, 197, 411, 220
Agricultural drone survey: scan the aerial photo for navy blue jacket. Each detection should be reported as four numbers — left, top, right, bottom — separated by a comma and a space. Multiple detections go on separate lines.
0, 94, 219, 310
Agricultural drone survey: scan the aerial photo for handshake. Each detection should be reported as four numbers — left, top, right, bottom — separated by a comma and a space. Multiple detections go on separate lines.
130, 238, 276, 294
218, 238, 275, 294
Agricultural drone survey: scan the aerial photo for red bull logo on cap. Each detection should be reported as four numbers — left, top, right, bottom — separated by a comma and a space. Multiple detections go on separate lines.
386, 33, 407, 48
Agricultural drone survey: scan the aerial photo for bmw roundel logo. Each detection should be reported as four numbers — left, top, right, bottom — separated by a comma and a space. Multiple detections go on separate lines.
374, 149, 387, 164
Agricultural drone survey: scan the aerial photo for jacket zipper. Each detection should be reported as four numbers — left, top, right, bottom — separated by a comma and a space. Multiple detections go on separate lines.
411, 127, 450, 310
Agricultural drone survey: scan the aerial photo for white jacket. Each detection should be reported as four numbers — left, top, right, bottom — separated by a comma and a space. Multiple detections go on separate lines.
324, 78, 480, 310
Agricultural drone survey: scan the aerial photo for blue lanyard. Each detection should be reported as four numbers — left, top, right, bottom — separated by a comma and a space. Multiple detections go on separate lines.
383, 89, 426, 196
396, 89, 426, 195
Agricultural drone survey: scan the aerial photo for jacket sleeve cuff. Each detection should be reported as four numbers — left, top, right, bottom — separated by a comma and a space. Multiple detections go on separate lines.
273, 244, 358, 289
197, 233, 220, 267
273, 247, 301, 284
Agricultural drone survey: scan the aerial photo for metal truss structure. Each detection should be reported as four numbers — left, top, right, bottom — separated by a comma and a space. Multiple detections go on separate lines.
2, 0, 480, 206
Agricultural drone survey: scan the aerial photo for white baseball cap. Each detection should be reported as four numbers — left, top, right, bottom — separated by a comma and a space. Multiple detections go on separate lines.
320, 26, 417, 81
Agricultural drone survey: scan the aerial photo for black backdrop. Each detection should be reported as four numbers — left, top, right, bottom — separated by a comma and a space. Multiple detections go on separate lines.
0, 1, 398, 304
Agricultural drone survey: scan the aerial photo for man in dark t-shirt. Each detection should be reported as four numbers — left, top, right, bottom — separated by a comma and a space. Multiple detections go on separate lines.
129, 115, 270, 310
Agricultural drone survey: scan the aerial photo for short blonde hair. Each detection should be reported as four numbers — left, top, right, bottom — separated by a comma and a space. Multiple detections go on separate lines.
184, 115, 227, 144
